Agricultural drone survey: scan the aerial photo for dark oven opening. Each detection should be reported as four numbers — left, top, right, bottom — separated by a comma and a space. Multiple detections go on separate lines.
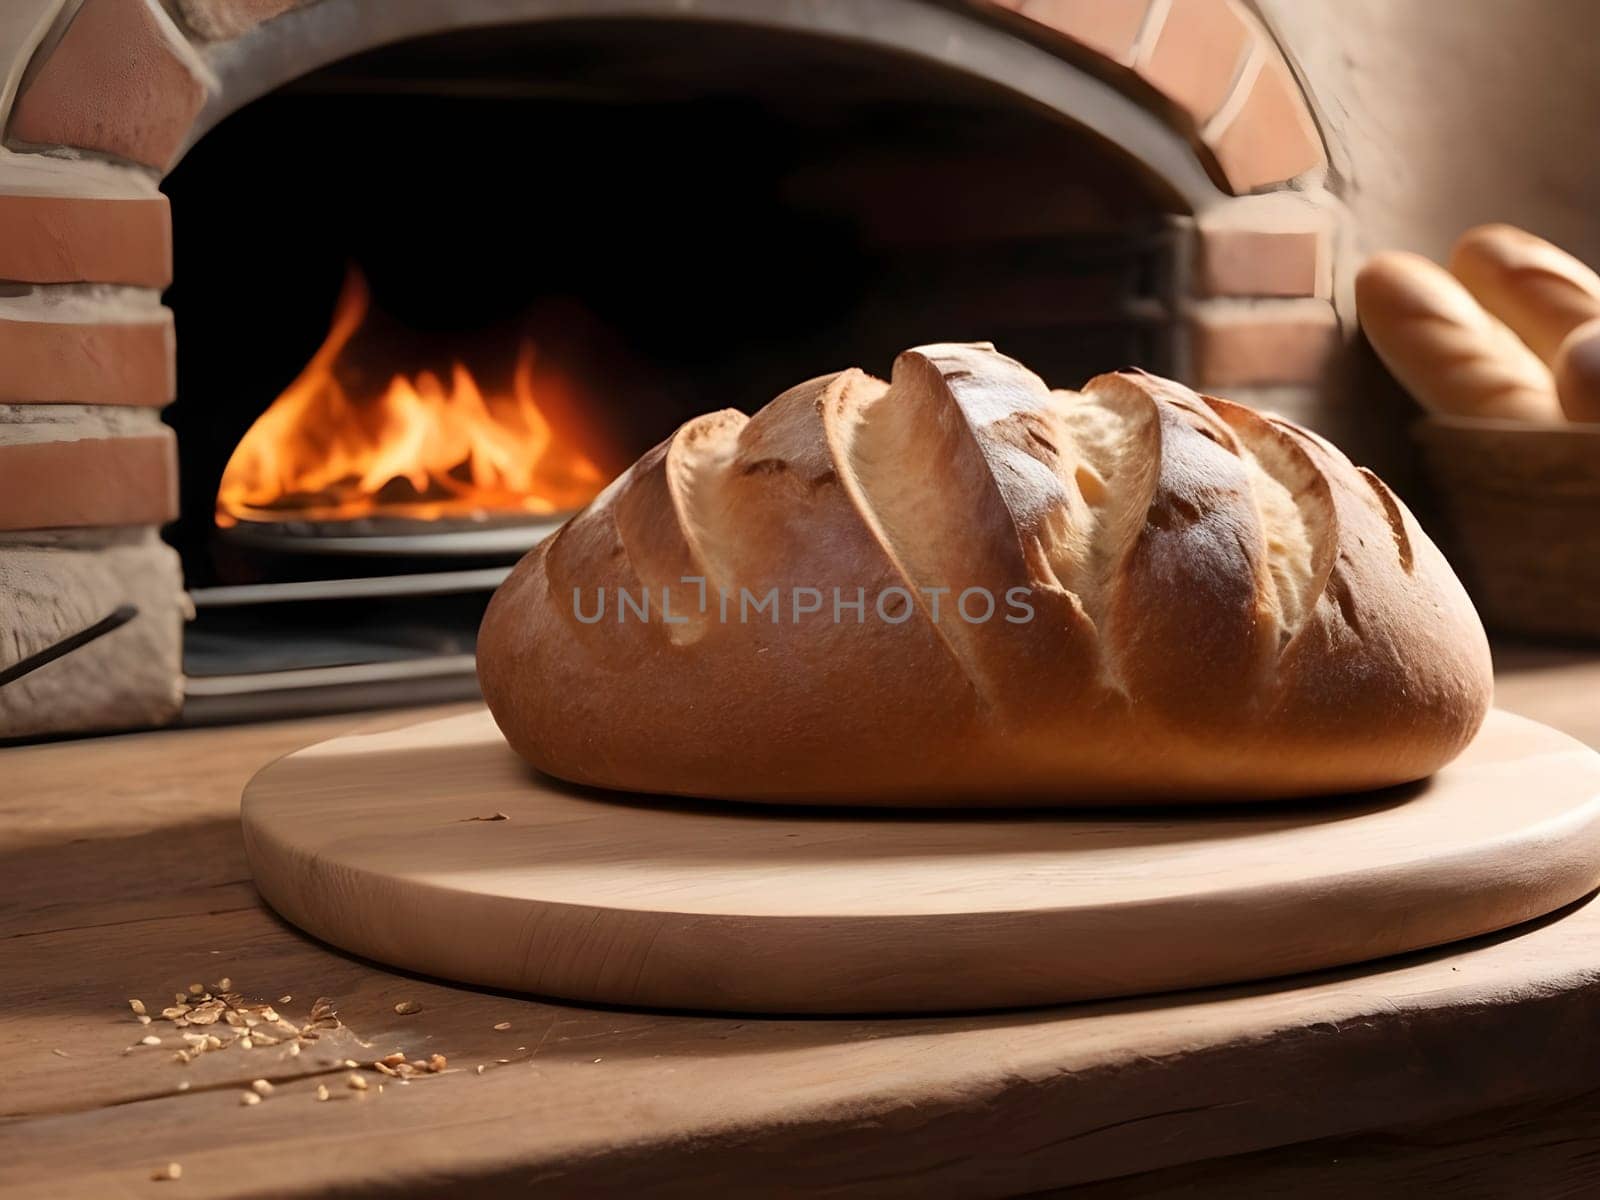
161, 18, 1183, 721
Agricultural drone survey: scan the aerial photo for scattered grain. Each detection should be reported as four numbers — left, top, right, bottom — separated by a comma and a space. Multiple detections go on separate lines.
493, 1022, 511, 1031
151, 1162, 182, 1182
475, 1064, 486, 1075
128, 999, 147, 1016
124, 981, 448, 1103
177, 1081, 191, 1093
51, 1048, 69, 1058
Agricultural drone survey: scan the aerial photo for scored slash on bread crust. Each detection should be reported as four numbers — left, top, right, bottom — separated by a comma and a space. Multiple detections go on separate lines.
478, 344, 1492, 804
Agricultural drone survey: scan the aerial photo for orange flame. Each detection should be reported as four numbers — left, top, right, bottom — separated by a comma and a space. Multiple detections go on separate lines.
216, 269, 607, 527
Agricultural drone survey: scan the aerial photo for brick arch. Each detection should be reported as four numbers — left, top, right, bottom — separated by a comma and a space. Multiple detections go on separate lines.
6, 0, 1324, 195
0, 0, 1343, 388
0, 0, 1340, 737
6, 0, 1327, 195
990, 0, 1326, 195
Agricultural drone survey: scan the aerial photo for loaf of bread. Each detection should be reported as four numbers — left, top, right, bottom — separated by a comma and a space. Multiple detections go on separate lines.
1356, 251, 1562, 421
1450, 224, 1600, 364
1554, 316, 1600, 422
478, 344, 1492, 804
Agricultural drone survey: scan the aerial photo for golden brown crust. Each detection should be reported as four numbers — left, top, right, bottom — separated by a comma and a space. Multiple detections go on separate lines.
478, 345, 1493, 804
1355, 251, 1561, 421
1450, 224, 1600, 364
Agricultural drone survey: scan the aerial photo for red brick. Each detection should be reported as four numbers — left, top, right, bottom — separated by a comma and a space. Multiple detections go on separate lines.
1207, 54, 1325, 193
175, 0, 312, 41
1189, 301, 1339, 387
1005, 0, 1152, 64
0, 311, 175, 407
8, 0, 209, 171
0, 433, 177, 530
0, 191, 171, 286
1196, 211, 1330, 298
1137, 0, 1254, 126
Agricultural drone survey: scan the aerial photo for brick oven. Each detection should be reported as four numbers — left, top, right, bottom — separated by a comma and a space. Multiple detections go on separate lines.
0, 0, 1339, 738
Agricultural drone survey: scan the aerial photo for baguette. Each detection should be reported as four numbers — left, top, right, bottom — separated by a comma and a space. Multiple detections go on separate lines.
1450, 223, 1600, 364
478, 345, 1491, 805
1554, 316, 1600, 423
1356, 251, 1561, 421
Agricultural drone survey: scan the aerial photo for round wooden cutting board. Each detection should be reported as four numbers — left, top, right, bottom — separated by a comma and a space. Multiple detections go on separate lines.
242, 708, 1600, 1014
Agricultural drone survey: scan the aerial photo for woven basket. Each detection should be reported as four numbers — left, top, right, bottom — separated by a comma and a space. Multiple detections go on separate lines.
1415, 416, 1600, 640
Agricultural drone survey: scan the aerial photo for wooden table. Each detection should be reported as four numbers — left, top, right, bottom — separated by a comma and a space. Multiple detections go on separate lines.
4, 645, 1600, 1198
